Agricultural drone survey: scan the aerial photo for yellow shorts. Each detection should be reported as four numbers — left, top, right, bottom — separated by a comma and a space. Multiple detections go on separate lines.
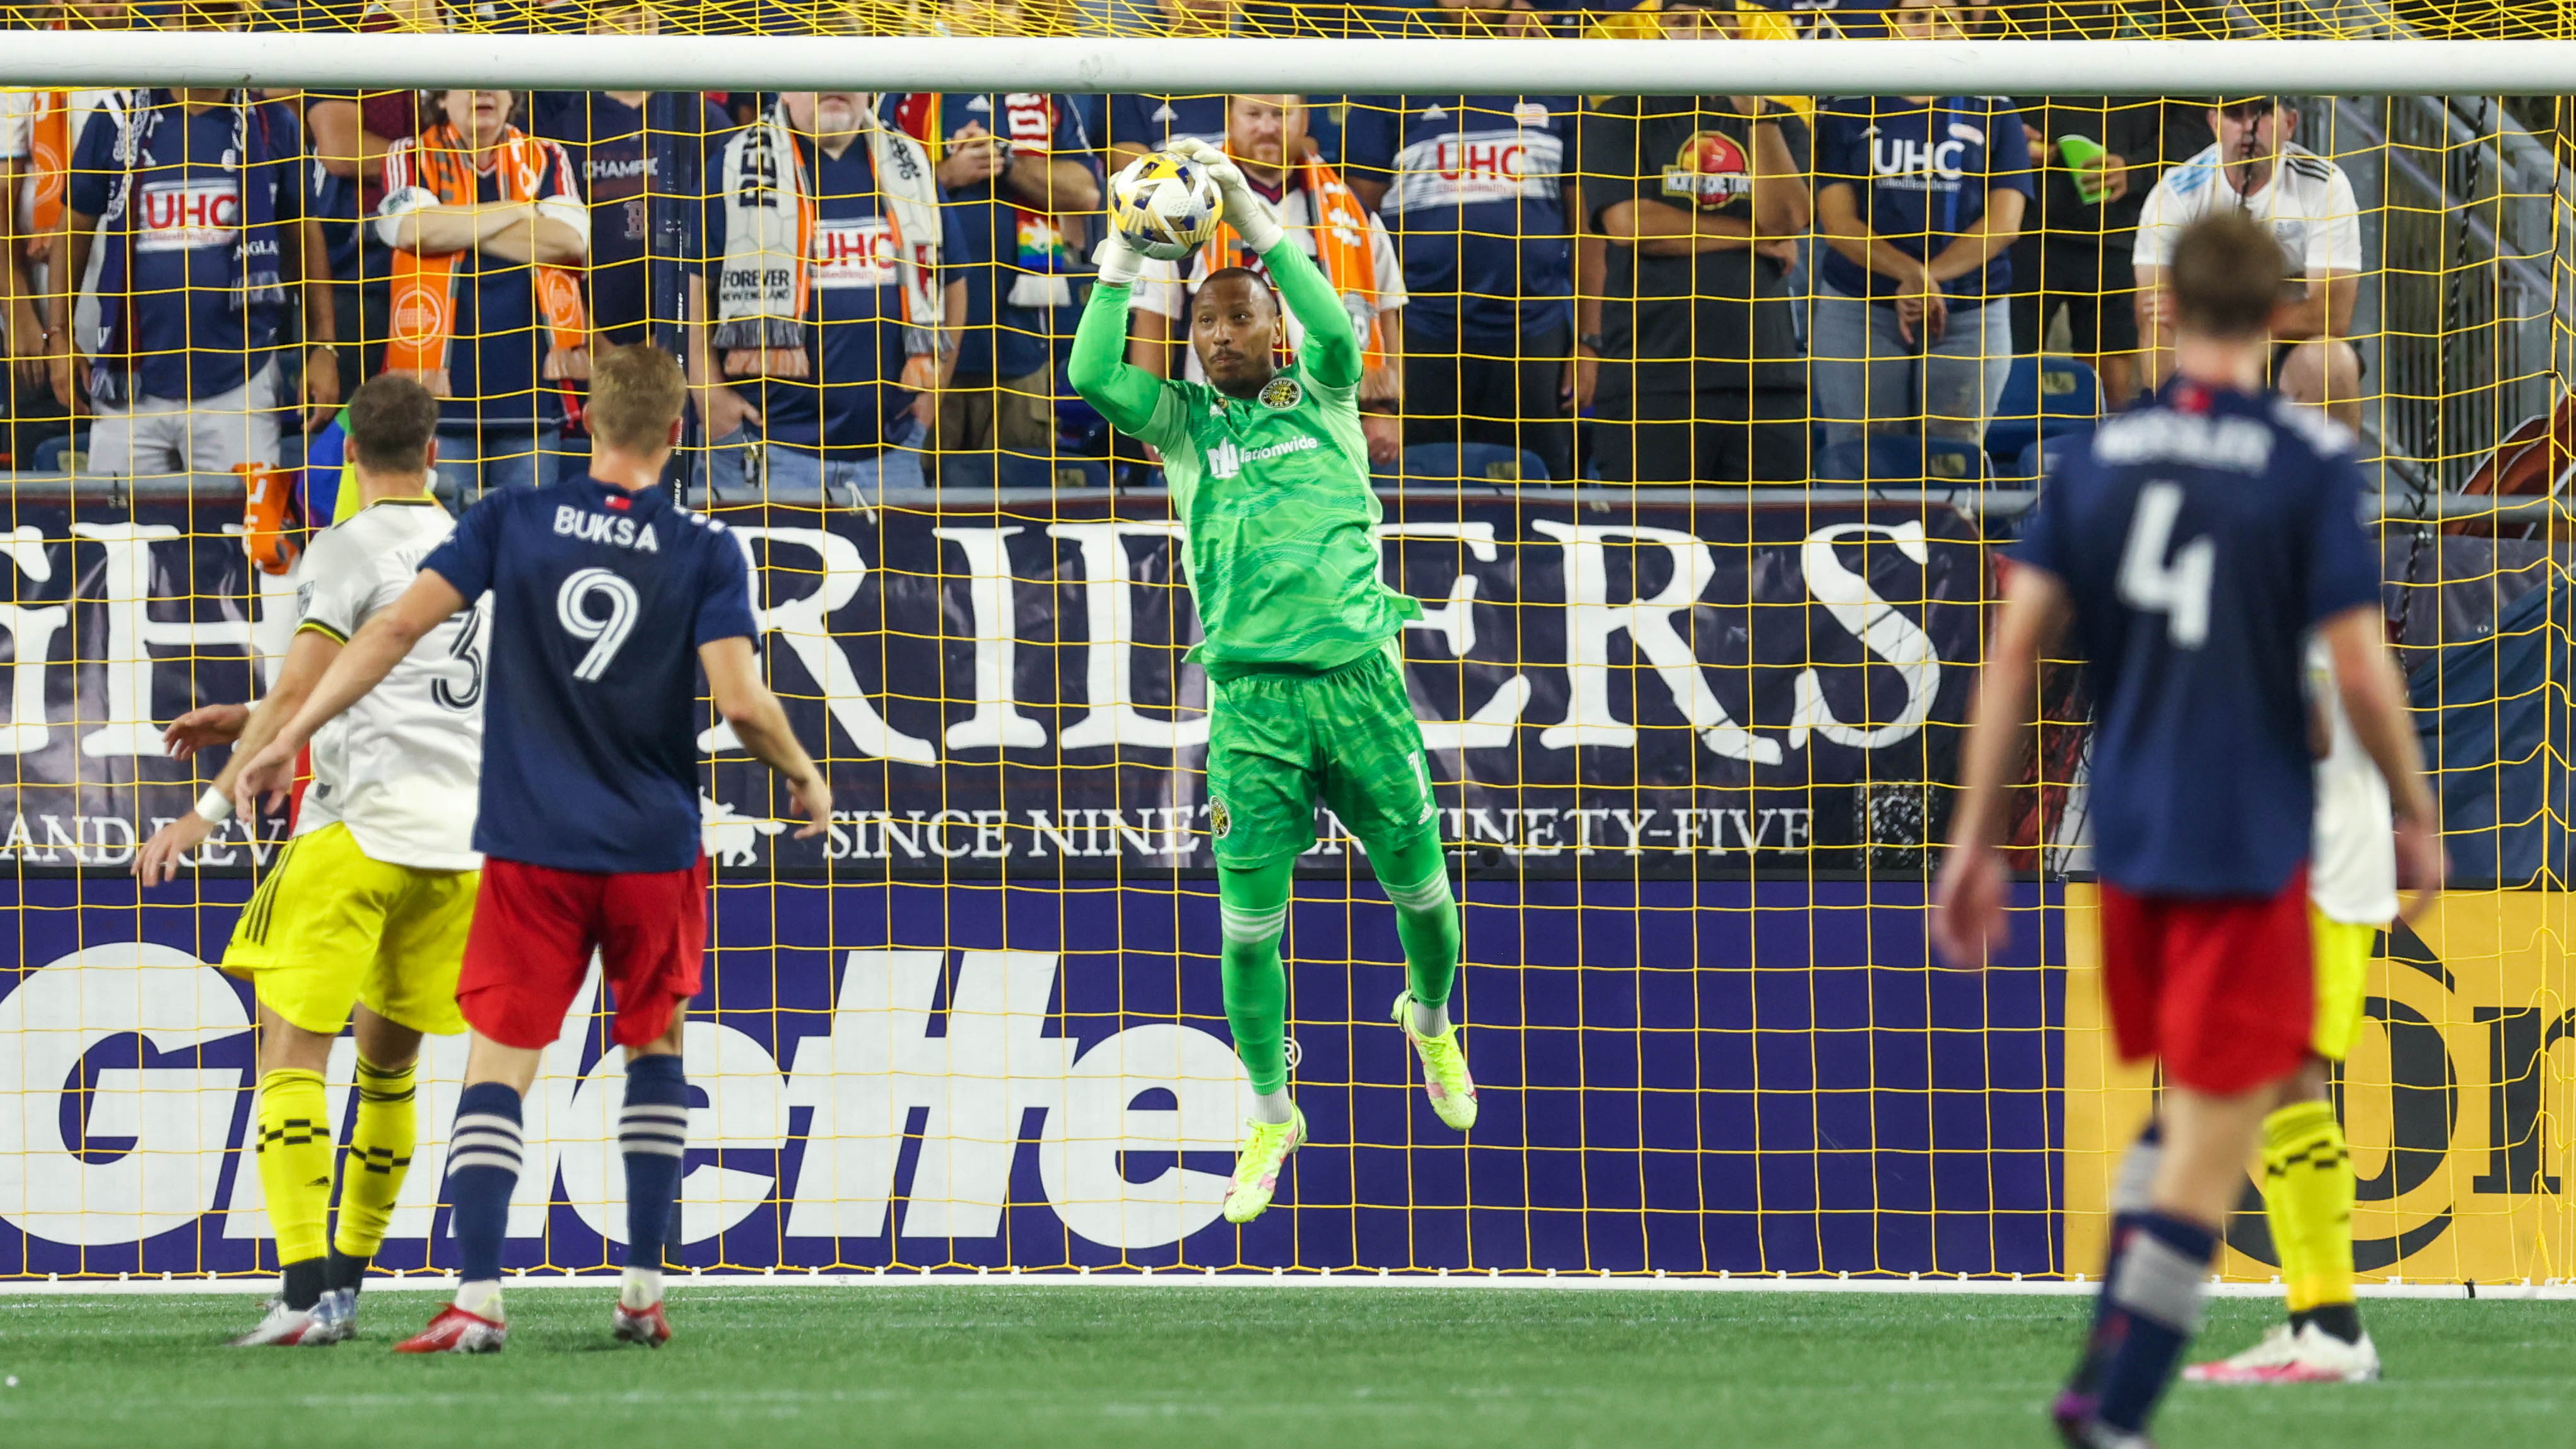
223, 822, 476, 1037
2309, 905, 2378, 1062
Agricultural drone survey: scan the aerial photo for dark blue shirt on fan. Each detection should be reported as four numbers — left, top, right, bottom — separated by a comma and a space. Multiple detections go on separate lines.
891, 92, 1094, 381
1340, 93, 1577, 345
68, 93, 305, 403
529, 91, 734, 345
701, 136, 975, 453
1812, 93, 2034, 305
422, 479, 759, 875
1103, 93, 1342, 170
2011, 381, 2381, 898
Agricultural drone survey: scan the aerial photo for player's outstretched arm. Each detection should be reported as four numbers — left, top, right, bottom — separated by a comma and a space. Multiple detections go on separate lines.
1933, 562, 2071, 968
701, 636, 831, 839
1067, 240, 1168, 439
1170, 137, 1362, 390
232, 570, 469, 818
2319, 603, 2449, 918
134, 629, 342, 886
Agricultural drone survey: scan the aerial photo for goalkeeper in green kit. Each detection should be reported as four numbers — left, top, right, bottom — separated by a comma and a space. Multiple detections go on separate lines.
1072, 139, 1474, 1225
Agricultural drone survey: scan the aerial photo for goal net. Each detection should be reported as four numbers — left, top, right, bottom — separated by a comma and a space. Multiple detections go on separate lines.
0, 10, 2568, 1288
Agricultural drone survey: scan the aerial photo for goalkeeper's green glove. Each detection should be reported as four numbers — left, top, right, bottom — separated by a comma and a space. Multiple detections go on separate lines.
1169, 137, 1284, 254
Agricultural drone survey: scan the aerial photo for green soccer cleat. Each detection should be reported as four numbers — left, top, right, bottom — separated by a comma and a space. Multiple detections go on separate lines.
1393, 990, 1478, 1131
1222, 1107, 1307, 1224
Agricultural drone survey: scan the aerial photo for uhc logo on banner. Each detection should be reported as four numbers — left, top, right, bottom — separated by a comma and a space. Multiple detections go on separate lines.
136, 178, 242, 253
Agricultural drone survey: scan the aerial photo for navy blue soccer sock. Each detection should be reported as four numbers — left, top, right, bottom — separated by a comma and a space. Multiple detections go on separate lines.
444, 1082, 524, 1289
2068, 1120, 2166, 1397
620, 1053, 690, 1275
2090, 1211, 2216, 1434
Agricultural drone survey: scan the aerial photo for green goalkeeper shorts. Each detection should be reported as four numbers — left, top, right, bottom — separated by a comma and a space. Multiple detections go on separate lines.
1205, 644, 1438, 865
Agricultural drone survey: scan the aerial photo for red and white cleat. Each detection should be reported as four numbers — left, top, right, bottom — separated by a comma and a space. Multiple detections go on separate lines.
611, 1300, 672, 1347
392, 1305, 507, 1354
229, 1300, 332, 1347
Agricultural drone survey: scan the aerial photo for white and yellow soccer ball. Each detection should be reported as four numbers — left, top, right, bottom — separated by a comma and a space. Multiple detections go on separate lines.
1109, 151, 1224, 262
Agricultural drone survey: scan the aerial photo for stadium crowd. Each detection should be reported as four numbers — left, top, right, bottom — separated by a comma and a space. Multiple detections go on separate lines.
0, 0, 2373, 502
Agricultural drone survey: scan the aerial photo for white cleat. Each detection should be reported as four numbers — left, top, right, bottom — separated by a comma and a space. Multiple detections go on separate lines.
2184, 1322, 2300, 1383
2186, 1322, 2379, 1384
229, 1299, 334, 1347
2282, 1325, 2381, 1383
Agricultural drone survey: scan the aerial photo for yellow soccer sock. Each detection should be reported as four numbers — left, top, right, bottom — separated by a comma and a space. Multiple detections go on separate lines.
255, 1068, 335, 1277
332, 1055, 418, 1266
2263, 1100, 2354, 1316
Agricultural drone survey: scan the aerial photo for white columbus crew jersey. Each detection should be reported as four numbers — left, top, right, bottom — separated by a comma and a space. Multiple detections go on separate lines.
293, 496, 486, 870
2306, 636, 2398, 926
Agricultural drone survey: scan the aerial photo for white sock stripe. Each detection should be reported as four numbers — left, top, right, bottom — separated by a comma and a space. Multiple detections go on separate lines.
620, 1124, 689, 1146
621, 1139, 688, 1158
445, 1149, 523, 1175
449, 1127, 524, 1153
452, 1113, 524, 1140
620, 1103, 691, 1124
1385, 879, 1452, 911
2111, 1231, 2210, 1332
1220, 910, 1287, 941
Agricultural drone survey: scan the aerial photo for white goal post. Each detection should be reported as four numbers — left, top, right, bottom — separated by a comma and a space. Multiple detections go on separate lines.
0, 32, 2572, 95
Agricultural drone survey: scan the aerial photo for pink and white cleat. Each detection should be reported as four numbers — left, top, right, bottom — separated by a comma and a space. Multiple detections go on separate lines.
392, 1304, 507, 1354
611, 1299, 672, 1347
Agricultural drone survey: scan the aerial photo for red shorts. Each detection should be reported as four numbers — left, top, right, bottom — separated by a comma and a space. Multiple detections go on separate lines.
2099, 866, 2314, 1095
457, 856, 709, 1050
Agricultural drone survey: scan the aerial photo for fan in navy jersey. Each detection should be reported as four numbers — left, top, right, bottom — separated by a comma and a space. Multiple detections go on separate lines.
1933, 212, 2443, 1448
237, 346, 830, 1354
1103, 0, 1339, 172
700, 90, 969, 506
529, 13, 734, 349
1344, 7, 1578, 481
887, 79, 1099, 466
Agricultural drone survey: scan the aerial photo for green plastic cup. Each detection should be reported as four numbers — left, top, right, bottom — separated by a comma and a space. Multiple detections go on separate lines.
2058, 134, 2107, 204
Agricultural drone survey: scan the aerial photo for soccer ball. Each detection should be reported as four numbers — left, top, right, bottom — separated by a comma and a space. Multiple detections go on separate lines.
1109, 151, 1224, 262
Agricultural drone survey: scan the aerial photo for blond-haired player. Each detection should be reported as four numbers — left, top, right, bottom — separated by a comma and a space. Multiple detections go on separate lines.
136, 375, 485, 1347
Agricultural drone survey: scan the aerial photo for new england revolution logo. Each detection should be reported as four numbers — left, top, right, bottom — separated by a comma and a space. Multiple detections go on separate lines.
1258, 376, 1303, 410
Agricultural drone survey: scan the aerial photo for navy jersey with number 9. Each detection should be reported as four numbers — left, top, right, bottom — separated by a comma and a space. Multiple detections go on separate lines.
2012, 381, 2380, 897
421, 479, 760, 875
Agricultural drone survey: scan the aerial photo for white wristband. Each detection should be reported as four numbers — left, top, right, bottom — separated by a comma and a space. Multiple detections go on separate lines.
194, 786, 233, 825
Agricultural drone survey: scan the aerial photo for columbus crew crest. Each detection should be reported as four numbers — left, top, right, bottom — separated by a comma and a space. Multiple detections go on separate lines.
1210, 797, 1232, 838
1258, 376, 1303, 410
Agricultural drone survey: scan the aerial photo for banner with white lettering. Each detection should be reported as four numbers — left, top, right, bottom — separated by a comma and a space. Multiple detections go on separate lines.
0, 495, 1983, 878
0, 876, 2063, 1277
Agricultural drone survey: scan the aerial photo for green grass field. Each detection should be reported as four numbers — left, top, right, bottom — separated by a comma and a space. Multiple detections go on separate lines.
0, 1286, 2565, 1448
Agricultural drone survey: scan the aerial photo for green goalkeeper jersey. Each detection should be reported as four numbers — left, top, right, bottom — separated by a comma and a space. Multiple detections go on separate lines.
1069, 242, 1420, 678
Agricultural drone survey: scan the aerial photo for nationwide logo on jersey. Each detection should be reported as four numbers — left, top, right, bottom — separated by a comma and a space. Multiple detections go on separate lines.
1661, 131, 1753, 210
136, 178, 241, 252
811, 216, 899, 290
1258, 376, 1303, 410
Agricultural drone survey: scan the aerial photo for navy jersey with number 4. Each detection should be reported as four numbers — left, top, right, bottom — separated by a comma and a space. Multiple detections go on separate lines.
2013, 381, 2380, 897
422, 479, 759, 875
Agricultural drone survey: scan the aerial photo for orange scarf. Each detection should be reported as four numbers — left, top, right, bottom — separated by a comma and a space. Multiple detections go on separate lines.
1211, 154, 1383, 369
26, 93, 70, 251
385, 124, 588, 396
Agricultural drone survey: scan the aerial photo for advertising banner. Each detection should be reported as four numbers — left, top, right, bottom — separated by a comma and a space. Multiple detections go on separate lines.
2062, 887, 2576, 1285
0, 878, 2063, 1280
0, 494, 1986, 878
